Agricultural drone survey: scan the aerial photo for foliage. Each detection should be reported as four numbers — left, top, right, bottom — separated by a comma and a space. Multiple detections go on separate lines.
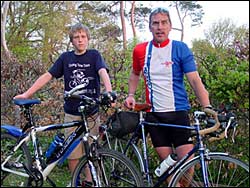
1, 56, 64, 127
190, 19, 249, 161
1, 2, 249, 178
192, 20, 249, 112
5, 1, 74, 63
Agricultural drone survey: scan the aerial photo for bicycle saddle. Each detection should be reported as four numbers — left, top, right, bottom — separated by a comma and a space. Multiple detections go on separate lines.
134, 103, 152, 112
13, 99, 41, 106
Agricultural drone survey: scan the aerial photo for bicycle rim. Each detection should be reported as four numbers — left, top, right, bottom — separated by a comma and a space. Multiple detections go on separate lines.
1, 133, 32, 187
72, 148, 144, 187
102, 135, 144, 173
169, 153, 249, 187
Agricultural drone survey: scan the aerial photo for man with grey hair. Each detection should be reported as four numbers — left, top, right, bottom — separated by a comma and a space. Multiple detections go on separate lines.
125, 7, 212, 185
14, 23, 113, 185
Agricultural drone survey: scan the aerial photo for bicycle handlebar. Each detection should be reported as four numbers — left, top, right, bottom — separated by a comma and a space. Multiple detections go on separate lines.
199, 107, 220, 136
132, 104, 224, 141
64, 86, 117, 109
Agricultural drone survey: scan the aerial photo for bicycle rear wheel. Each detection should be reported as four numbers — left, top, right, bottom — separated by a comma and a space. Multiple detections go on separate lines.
1, 133, 32, 187
169, 152, 249, 187
72, 148, 144, 187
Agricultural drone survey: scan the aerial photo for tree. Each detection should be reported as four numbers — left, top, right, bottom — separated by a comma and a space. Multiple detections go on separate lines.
170, 1, 204, 41
3, 1, 75, 64
204, 18, 248, 49
1, 1, 11, 61
120, 1, 127, 50
130, 1, 136, 38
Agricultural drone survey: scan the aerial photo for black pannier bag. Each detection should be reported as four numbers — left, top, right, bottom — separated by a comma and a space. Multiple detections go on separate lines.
108, 110, 139, 138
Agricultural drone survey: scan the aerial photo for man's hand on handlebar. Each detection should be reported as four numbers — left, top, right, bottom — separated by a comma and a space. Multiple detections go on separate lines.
124, 96, 135, 110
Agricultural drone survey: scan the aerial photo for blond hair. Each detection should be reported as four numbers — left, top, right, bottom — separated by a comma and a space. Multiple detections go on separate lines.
69, 23, 90, 42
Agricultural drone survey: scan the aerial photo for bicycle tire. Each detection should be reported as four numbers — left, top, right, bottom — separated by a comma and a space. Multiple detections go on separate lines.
71, 148, 144, 187
101, 135, 145, 173
1, 133, 32, 187
169, 152, 249, 187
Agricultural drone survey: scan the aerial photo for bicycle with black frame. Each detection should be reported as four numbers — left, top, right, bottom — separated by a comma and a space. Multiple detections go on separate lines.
1, 84, 144, 187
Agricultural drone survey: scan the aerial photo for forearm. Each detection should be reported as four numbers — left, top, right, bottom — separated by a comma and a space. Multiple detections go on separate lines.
99, 68, 112, 92
187, 72, 211, 107
24, 72, 52, 98
193, 85, 210, 107
128, 71, 140, 95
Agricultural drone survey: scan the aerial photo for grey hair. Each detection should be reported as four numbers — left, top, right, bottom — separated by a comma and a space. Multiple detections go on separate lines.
69, 23, 91, 42
149, 7, 172, 28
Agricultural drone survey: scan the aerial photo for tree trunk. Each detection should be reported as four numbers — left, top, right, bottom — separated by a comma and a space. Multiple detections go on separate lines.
1, 1, 12, 61
120, 1, 127, 50
131, 1, 136, 38
174, 3, 184, 42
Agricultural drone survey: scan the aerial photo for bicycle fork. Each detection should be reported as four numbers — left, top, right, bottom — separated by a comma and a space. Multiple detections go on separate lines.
198, 142, 210, 187
84, 134, 102, 187
88, 160, 101, 186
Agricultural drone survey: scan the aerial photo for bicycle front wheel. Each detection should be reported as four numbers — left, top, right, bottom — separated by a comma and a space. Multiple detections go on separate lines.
72, 148, 144, 187
169, 152, 249, 187
101, 134, 144, 174
1, 133, 32, 187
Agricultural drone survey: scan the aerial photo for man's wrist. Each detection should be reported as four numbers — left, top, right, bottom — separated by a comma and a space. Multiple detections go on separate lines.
128, 93, 134, 97
204, 104, 212, 109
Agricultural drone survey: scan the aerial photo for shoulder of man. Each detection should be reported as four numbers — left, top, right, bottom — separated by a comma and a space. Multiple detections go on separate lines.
135, 41, 149, 49
133, 41, 149, 55
172, 40, 189, 48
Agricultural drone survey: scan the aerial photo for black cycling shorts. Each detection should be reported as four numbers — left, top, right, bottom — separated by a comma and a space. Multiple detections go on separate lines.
145, 111, 193, 148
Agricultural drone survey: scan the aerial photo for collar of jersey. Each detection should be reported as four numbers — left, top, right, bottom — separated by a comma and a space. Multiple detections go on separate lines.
152, 39, 170, 48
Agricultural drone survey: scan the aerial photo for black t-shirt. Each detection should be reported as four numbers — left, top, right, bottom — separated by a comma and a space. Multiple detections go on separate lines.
48, 49, 107, 115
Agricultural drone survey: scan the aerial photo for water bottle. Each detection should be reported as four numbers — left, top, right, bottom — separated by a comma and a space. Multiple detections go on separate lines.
45, 133, 65, 159
155, 153, 177, 177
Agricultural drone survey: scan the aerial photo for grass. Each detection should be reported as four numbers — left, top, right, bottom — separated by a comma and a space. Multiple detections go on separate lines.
43, 162, 71, 187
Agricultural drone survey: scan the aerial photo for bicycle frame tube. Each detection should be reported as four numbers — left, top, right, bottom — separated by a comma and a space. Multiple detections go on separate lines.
140, 122, 152, 185
37, 116, 96, 181
42, 121, 85, 164
1, 125, 23, 137
1, 134, 31, 177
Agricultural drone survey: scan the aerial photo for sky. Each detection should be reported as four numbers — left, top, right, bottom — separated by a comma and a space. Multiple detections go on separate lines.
132, 1, 249, 47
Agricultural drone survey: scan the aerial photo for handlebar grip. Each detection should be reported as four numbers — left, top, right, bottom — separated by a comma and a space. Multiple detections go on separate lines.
199, 107, 220, 136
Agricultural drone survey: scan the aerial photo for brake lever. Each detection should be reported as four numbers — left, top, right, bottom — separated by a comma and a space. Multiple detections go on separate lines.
224, 117, 231, 139
224, 116, 235, 139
